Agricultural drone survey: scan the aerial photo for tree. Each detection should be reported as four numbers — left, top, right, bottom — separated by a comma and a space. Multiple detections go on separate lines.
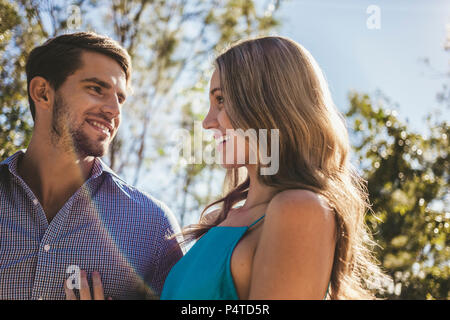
1, 0, 89, 158
99, 0, 281, 225
0, 0, 281, 225
345, 23, 449, 300
0, 0, 39, 159
346, 90, 449, 299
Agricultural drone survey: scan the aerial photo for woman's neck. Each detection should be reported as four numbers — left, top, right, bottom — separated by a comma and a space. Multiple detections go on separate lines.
241, 165, 277, 211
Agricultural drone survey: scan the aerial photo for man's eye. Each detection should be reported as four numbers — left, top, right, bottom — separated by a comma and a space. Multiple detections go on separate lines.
89, 86, 102, 94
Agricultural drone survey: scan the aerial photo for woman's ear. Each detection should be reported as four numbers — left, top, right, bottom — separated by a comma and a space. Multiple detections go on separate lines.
29, 76, 54, 114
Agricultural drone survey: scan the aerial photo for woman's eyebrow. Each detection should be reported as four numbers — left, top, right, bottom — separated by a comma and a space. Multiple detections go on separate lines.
210, 87, 222, 95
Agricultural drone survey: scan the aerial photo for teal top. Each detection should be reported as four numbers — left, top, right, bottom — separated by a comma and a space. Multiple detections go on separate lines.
160, 214, 330, 300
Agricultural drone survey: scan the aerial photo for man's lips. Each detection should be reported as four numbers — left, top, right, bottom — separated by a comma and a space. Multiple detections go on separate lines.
86, 119, 113, 136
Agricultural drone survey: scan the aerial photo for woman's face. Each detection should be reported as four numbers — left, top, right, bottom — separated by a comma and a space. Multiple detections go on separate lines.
203, 70, 250, 168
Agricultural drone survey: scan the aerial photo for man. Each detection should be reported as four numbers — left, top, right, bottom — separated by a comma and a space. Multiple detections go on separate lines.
0, 32, 183, 299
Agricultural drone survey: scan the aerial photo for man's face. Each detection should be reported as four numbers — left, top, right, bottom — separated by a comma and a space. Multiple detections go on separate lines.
51, 50, 128, 158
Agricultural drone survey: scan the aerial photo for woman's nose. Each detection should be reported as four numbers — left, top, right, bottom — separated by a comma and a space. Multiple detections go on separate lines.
202, 110, 219, 130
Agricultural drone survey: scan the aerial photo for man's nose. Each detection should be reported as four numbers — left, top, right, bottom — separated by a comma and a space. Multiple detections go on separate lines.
101, 95, 121, 118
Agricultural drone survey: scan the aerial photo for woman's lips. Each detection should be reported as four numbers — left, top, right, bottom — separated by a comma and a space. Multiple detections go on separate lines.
217, 140, 226, 152
215, 134, 231, 152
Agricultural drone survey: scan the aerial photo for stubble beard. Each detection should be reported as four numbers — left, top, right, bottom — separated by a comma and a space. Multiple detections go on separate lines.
51, 93, 109, 158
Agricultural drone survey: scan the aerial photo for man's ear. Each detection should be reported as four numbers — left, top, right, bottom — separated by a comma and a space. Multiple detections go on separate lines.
29, 76, 55, 113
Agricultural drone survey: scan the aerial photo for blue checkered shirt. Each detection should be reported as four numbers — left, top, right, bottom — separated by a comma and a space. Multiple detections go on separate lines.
0, 150, 183, 300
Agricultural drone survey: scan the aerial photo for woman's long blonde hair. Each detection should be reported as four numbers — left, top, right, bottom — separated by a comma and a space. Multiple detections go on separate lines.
181, 36, 390, 299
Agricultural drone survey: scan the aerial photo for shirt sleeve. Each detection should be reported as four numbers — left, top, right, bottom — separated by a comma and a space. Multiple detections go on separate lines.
147, 203, 184, 297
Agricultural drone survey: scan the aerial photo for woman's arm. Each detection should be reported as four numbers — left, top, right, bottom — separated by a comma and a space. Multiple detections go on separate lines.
248, 189, 336, 299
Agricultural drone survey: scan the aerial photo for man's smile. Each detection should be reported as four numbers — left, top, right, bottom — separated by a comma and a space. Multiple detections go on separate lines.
85, 119, 113, 138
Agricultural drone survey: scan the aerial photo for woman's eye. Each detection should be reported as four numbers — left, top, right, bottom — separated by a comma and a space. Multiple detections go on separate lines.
216, 96, 224, 104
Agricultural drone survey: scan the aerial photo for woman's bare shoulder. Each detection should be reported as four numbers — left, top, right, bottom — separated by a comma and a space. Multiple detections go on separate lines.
265, 189, 335, 231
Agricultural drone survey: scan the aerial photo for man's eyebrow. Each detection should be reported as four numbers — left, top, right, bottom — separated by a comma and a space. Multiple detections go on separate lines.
81, 77, 112, 89
210, 87, 222, 95
81, 77, 127, 101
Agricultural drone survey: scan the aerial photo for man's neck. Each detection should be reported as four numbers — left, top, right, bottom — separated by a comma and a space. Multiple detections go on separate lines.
17, 136, 95, 222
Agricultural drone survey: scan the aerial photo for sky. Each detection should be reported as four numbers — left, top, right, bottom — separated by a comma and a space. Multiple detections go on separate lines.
276, 0, 449, 134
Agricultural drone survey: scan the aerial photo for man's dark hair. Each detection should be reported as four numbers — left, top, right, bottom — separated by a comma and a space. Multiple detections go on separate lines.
25, 31, 132, 121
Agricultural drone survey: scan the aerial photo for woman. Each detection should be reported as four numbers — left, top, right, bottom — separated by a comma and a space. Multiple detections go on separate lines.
66, 36, 389, 300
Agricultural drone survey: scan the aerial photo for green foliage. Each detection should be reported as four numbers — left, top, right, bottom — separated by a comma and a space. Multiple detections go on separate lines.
346, 91, 449, 299
0, 0, 37, 159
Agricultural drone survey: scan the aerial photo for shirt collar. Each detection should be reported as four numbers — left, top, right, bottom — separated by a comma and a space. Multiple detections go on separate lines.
90, 157, 117, 180
1, 149, 117, 180
0, 149, 25, 177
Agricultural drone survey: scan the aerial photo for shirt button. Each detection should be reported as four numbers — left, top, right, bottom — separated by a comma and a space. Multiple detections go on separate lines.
33, 198, 39, 205
44, 244, 51, 252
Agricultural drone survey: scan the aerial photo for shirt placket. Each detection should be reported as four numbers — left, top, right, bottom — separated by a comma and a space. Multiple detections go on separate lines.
8, 174, 50, 299
30, 188, 79, 300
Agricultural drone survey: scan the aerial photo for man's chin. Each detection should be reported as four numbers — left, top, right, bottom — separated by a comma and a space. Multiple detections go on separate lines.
73, 137, 110, 159
77, 149, 107, 159
78, 145, 109, 158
